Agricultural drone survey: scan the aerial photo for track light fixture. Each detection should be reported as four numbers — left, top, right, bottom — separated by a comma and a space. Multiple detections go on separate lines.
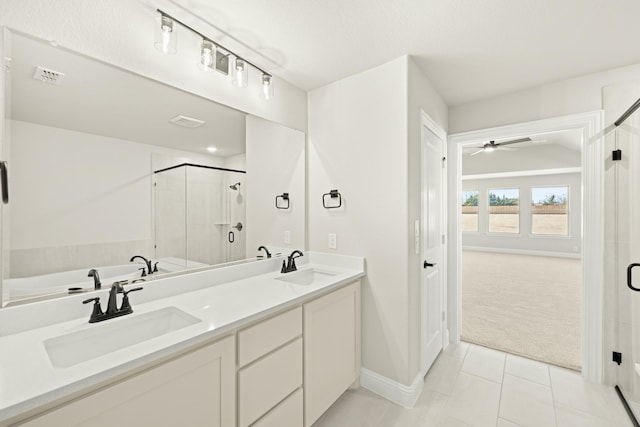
154, 14, 177, 54
197, 40, 215, 72
154, 9, 274, 100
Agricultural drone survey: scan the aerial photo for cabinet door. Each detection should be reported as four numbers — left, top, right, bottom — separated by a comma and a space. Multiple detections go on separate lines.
17, 336, 236, 427
303, 282, 360, 427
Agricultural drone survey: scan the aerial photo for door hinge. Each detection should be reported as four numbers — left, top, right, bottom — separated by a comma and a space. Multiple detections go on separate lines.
442, 156, 446, 168
613, 351, 622, 365
442, 234, 445, 244
613, 149, 622, 161
442, 312, 445, 321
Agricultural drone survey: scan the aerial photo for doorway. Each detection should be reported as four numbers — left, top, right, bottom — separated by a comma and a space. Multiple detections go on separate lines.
460, 130, 583, 370
448, 112, 605, 382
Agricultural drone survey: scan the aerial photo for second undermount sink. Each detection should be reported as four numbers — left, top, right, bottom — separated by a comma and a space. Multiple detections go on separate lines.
275, 268, 338, 286
44, 306, 201, 368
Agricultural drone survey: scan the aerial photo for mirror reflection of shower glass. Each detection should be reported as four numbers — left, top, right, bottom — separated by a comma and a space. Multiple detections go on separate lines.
153, 165, 246, 271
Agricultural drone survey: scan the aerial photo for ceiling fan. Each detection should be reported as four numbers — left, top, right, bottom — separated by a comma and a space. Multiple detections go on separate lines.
466, 137, 532, 156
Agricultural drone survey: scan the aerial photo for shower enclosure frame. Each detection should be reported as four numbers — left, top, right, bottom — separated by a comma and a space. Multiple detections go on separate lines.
153, 162, 247, 270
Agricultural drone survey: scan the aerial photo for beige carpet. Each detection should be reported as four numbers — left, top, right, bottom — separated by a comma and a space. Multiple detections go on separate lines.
461, 250, 582, 371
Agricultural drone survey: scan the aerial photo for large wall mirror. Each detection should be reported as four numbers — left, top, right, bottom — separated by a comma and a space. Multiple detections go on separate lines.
1, 29, 306, 306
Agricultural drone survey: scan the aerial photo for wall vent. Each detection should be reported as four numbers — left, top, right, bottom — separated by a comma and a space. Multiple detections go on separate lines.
33, 66, 65, 84
170, 115, 205, 128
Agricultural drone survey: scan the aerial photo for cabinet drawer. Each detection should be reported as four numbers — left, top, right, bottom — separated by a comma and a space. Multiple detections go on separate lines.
253, 388, 303, 427
238, 338, 302, 427
238, 306, 302, 367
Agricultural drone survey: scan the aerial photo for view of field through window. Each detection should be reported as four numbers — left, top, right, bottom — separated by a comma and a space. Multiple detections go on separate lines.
488, 188, 519, 233
531, 186, 569, 235
461, 190, 478, 232
461, 185, 570, 235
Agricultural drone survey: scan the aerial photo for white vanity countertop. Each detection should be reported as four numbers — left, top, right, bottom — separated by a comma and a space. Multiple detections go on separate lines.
0, 252, 365, 425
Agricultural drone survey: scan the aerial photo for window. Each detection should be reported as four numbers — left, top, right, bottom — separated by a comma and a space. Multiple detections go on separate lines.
531, 186, 569, 236
488, 188, 519, 233
461, 190, 479, 232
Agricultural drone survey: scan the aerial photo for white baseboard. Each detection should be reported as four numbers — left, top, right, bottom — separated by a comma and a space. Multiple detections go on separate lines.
360, 368, 423, 408
462, 246, 581, 259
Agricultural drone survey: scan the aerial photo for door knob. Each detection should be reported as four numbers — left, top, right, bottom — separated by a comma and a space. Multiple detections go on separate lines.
424, 261, 436, 268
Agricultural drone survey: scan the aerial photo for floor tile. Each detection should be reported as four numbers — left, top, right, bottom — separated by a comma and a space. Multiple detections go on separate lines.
461, 344, 506, 383
555, 403, 632, 427
442, 341, 470, 359
424, 352, 465, 395
549, 366, 630, 424
312, 388, 394, 427
379, 390, 449, 426
505, 353, 550, 386
499, 374, 556, 427
443, 371, 502, 427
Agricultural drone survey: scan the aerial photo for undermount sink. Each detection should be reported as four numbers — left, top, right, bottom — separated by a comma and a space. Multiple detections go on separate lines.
44, 306, 201, 368
275, 268, 337, 286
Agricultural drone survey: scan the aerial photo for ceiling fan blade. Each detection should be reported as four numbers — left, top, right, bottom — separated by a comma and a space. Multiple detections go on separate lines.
470, 149, 484, 156
497, 137, 532, 146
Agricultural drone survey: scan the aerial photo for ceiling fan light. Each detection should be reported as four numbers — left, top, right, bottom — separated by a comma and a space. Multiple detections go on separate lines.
483, 145, 495, 153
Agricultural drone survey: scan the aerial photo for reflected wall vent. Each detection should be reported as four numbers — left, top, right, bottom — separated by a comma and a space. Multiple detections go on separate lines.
33, 66, 65, 84
170, 115, 205, 128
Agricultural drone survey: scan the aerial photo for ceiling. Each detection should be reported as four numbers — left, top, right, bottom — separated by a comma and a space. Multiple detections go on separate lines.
9, 31, 247, 158
173, 0, 640, 106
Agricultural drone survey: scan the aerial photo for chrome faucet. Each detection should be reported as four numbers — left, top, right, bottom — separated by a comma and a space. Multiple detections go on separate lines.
130, 255, 153, 275
281, 250, 303, 273
257, 245, 272, 258
87, 268, 101, 290
82, 281, 143, 323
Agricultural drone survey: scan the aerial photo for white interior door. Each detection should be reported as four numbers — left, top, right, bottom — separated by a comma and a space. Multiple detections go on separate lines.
421, 121, 445, 374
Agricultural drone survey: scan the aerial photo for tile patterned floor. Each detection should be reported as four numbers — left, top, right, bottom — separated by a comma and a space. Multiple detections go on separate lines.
313, 343, 632, 427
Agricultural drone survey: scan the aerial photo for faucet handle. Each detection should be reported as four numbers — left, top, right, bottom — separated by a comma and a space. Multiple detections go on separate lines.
138, 267, 147, 277
82, 297, 104, 323
120, 286, 143, 312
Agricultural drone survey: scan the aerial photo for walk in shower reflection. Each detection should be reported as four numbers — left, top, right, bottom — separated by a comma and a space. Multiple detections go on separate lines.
154, 163, 246, 272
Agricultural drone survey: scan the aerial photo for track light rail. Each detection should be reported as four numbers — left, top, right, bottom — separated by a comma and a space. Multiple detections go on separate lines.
157, 8, 271, 78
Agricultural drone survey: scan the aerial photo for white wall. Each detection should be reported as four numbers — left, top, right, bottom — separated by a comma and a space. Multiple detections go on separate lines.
308, 55, 448, 390
449, 63, 640, 134
463, 144, 581, 175
245, 115, 305, 256
462, 173, 581, 256
0, 0, 307, 132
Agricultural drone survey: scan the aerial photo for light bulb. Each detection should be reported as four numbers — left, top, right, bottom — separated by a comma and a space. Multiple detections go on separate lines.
484, 145, 495, 153
260, 74, 274, 100
154, 15, 177, 54
232, 58, 248, 88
